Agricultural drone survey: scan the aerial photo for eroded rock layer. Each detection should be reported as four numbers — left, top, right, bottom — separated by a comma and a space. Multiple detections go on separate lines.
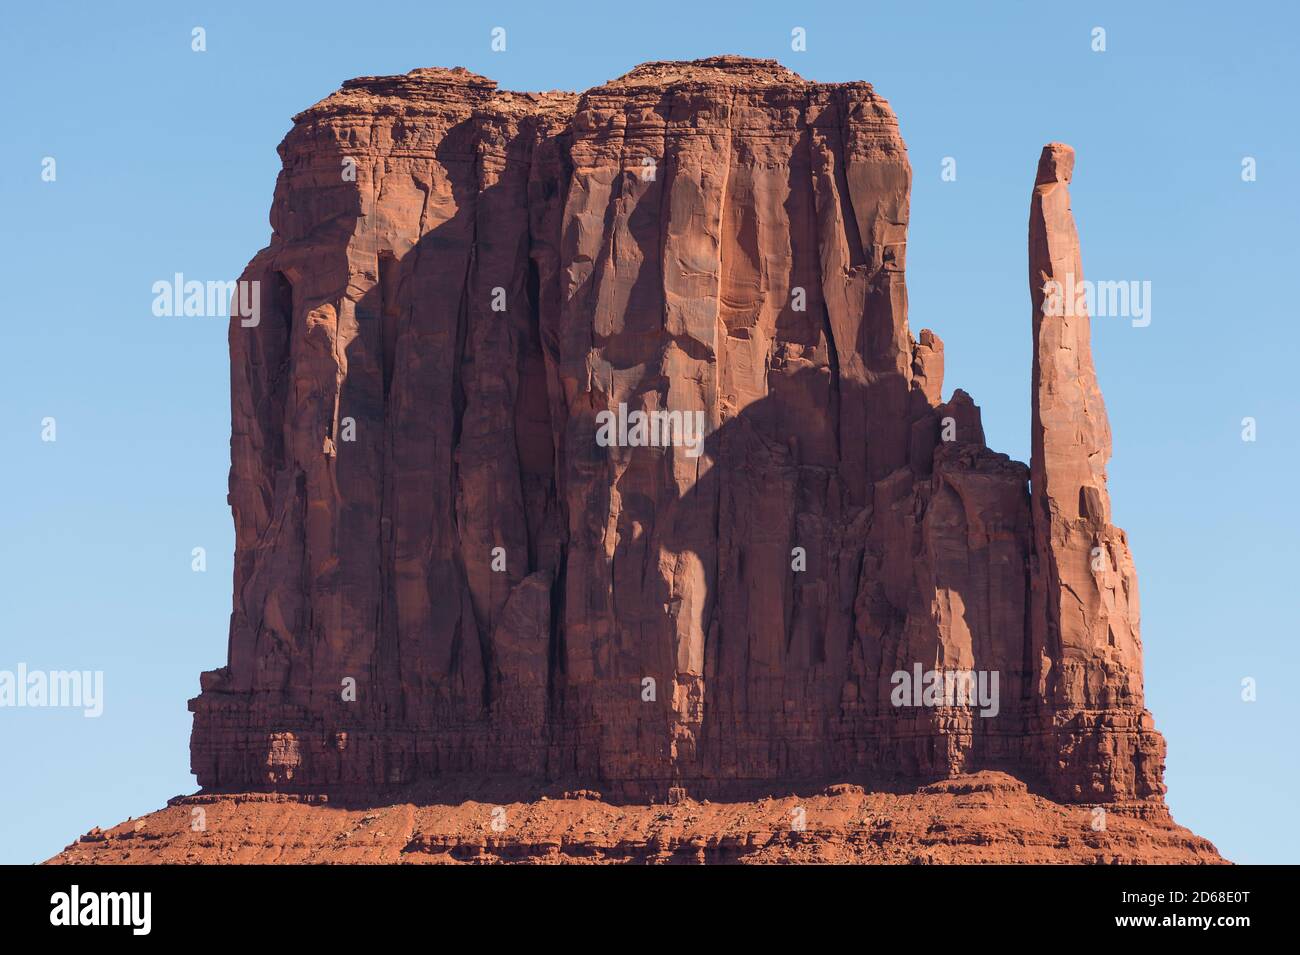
48, 773, 1223, 865
190, 58, 1165, 808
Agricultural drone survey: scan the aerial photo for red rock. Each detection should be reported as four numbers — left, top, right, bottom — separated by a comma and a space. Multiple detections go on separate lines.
45, 772, 1221, 865
1025, 143, 1164, 803
137, 59, 1213, 862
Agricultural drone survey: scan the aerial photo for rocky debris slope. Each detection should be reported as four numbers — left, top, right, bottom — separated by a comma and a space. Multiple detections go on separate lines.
185, 57, 1182, 821
47, 773, 1222, 865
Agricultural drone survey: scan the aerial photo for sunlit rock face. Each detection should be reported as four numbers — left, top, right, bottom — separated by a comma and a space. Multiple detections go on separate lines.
190, 59, 1165, 807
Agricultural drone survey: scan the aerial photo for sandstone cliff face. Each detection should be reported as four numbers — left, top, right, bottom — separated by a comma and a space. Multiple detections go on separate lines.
1026, 144, 1164, 802
190, 58, 1165, 807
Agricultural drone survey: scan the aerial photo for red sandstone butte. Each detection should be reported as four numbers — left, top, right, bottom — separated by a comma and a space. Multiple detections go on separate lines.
49, 59, 1219, 863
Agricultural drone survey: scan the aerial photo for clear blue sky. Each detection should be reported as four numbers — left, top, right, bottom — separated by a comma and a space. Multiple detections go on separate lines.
2, 0, 1295, 864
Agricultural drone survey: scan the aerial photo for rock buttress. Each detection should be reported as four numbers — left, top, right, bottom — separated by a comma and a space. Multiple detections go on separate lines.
1025, 143, 1166, 802
190, 62, 1169, 807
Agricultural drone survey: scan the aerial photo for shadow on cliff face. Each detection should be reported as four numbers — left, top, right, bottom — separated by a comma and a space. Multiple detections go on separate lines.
547, 364, 1043, 806
219, 346, 1040, 809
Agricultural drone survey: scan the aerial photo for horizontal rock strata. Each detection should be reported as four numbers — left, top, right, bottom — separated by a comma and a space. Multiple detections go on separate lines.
48, 773, 1223, 865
